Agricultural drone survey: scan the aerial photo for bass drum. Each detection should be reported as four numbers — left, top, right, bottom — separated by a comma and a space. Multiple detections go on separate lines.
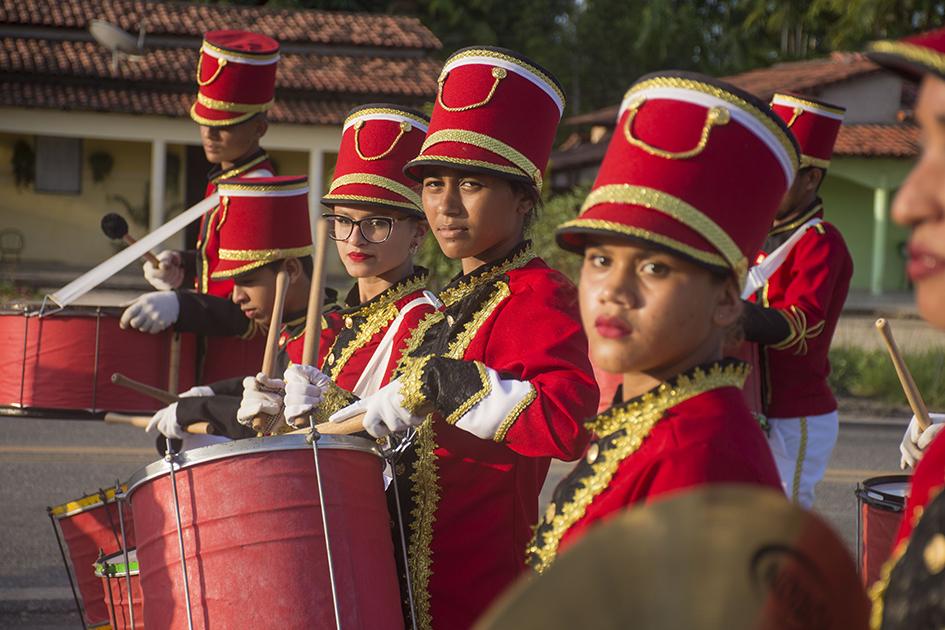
126, 434, 403, 629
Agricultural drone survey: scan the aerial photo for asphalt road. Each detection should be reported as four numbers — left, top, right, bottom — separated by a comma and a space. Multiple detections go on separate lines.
0, 415, 906, 628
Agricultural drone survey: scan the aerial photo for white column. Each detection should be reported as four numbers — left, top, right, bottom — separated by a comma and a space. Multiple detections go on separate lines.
150, 139, 167, 239
308, 149, 325, 242
871, 186, 889, 296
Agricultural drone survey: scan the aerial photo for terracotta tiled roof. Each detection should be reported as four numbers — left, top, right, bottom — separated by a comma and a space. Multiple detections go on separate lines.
835, 123, 919, 158
0, 0, 442, 125
722, 53, 880, 101
0, 80, 358, 125
0, 38, 440, 97
0, 0, 440, 50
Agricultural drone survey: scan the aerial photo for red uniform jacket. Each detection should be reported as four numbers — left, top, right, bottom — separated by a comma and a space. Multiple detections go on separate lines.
391, 243, 598, 629
526, 360, 782, 573
747, 203, 853, 418
307, 271, 441, 423
196, 150, 274, 297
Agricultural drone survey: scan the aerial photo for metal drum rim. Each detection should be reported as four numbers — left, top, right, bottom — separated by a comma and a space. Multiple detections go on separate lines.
0, 305, 124, 318
49, 485, 126, 519
125, 433, 382, 498
94, 548, 139, 578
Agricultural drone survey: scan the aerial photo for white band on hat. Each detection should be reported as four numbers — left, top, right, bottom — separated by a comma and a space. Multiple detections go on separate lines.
443, 55, 564, 116
771, 94, 845, 120
200, 44, 281, 66
342, 112, 430, 135
217, 185, 310, 198
619, 85, 796, 186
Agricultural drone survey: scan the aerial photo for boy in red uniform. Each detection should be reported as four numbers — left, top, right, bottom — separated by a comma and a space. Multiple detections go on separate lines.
863, 29, 945, 628
323, 46, 598, 629
526, 71, 796, 573
741, 93, 853, 508
145, 176, 314, 440
122, 30, 278, 334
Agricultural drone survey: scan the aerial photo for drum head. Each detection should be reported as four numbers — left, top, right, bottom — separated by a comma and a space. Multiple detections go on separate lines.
49, 485, 123, 519
857, 475, 911, 511
477, 485, 870, 630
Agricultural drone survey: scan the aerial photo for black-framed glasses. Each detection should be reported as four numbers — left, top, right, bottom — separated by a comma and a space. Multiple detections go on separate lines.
323, 214, 406, 244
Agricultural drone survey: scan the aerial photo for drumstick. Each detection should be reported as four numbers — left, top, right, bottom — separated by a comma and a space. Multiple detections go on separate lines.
301, 219, 330, 366
288, 413, 365, 436
111, 373, 178, 405
167, 334, 181, 396
104, 412, 209, 434
876, 318, 932, 431
251, 267, 290, 432
100, 213, 160, 267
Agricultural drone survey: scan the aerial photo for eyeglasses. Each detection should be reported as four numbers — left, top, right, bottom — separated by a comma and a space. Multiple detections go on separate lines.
323, 214, 406, 244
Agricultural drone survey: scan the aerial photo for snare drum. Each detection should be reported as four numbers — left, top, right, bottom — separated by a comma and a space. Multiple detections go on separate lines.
94, 548, 144, 629
855, 475, 910, 587
126, 434, 403, 629
0, 305, 196, 417
48, 486, 136, 628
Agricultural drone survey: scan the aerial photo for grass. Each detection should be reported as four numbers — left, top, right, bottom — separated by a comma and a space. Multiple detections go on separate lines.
829, 346, 945, 410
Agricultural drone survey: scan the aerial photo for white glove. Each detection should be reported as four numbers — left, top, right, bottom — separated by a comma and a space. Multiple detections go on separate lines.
144, 250, 185, 291
284, 364, 331, 427
237, 372, 286, 428
146, 402, 187, 440
120, 291, 180, 334
900, 413, 945, 469
329, 377, 424, 438
180, 385, 215, 398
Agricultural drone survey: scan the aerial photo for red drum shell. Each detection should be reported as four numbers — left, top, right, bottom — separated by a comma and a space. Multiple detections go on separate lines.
51, 490, 136, 627
0, 307, 196, 415
96, 549, 144, 630
127, 435, 403, 630
856, 475, 909, 588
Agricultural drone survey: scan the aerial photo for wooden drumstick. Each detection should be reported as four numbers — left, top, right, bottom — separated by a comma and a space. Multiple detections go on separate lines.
167, 334, 181, 396
251, 267, 290, 432
301, 218, 330, 367
111, 373, 178, 405
289, 414, 366, 436
876, 318, 932, 431
104, 412, 209, 435
100, 213, 160, 267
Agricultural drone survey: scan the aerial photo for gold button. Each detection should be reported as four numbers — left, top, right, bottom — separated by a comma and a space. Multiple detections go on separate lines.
586, 442, 600, 465
344, 316, 353, 328
925, 533, 945, 574
446, 315, 455, 327
327, 353, 335, 365
545, 503, 557, 523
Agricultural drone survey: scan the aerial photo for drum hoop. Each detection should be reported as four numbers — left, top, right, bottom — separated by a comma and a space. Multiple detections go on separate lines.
0, 305, 124, 318
125, 433, 382, 498
855, 473, 911, 507
95, 549, 139, 578
50, 485, 125, 519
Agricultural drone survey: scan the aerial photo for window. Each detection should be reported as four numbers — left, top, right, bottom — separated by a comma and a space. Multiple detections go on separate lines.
34, 136, 82, 194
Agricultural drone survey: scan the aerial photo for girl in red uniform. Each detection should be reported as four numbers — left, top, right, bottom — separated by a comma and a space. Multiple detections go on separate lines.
527, 71, 798, 573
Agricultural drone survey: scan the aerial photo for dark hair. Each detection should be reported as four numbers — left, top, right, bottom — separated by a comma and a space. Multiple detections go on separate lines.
255, 256, 313, 279
799, 166, 826, 192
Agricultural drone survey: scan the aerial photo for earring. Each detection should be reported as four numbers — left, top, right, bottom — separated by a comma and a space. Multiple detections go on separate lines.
409, 243, 419, 255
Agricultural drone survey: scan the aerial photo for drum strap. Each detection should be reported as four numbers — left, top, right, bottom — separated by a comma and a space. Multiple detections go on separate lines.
741, 218, 822, 299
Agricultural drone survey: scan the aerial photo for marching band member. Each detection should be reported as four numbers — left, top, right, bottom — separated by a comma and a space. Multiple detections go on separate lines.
318, 46, 599, 629
863, 28, 945, 628
526, 71, 796, 574
146, 176, 314, 441
121, 30, 279, 334
257, 104, 440, 426
741, 94, 853, 508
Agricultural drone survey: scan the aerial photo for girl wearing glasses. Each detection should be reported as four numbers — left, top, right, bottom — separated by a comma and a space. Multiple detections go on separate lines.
300, 48, 599, 629
260, 105, 441, 429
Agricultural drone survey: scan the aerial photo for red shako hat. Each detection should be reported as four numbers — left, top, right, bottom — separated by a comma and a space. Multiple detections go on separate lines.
191, 30, 280, 127
321, 104, 430, 217
867, 27, 945, 80
404, 46, 566, 192
556, 71, 800, 287
211, 176, 312, 279
770, 93, 845, 169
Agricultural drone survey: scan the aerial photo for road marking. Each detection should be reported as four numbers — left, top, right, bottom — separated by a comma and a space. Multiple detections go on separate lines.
0, 445, 154, 455
823, 468, 902, 483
